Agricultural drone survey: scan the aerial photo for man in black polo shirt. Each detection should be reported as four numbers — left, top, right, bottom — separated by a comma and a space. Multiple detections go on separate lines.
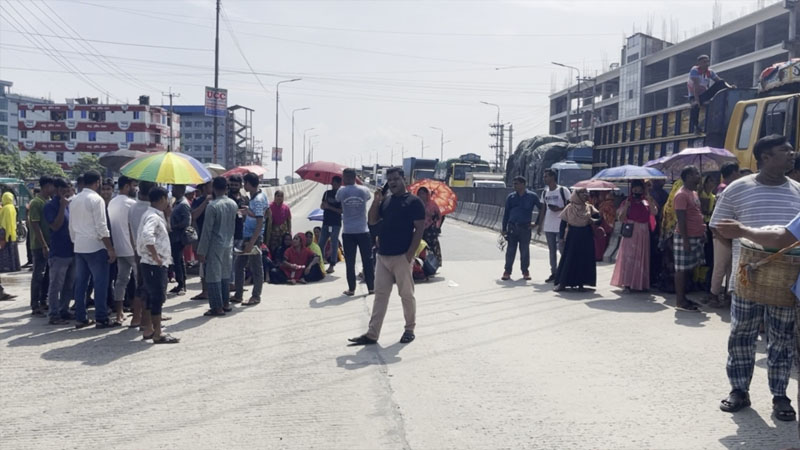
319, 175, 342, 274
349, 167, 425, 345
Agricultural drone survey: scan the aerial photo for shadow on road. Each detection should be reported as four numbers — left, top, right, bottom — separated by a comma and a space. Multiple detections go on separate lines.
39, 330, 152, 366
584, 296, 669, 313
718, 406, 797, 449
336, 342, 405, 370
309, 295, 360, 308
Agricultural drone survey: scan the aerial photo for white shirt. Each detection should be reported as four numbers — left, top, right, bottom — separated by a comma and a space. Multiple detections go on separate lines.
107, 194, 136, 257
68, 189, 110, 254
540, 185, 570, 233
137, 206, 172, 267
128, 199, 150, 249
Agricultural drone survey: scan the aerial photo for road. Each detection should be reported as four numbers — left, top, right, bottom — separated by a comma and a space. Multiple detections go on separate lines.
0, 183, 797, 450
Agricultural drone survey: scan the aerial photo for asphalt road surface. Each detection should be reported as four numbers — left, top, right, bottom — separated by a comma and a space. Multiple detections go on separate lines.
1, 183, 797, 449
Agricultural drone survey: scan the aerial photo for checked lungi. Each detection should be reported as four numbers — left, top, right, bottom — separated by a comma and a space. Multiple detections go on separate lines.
673, 233, 705, 271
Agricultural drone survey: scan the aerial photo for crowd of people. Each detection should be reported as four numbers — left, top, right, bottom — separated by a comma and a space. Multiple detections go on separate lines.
0, 165, 436, 348
500, 134, 800, 422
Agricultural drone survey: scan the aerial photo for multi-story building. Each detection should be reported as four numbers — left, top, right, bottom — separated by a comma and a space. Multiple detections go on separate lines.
549, 2, 795, 142
0, 79, 53, 144
16, 96, 179, 168
171, 104, 255, 167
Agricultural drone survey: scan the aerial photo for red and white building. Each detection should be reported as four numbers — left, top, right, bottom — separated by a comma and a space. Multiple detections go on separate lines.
16, 99, 180, 168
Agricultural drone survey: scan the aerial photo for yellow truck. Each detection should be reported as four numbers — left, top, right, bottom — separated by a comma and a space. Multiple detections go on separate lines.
593, 59, 800, 173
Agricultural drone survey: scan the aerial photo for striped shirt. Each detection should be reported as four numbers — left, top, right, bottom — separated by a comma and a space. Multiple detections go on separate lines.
709, 174, 800, 294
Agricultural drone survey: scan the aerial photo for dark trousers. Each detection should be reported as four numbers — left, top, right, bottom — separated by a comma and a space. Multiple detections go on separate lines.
170, 239, 186, 288
690, 79, 730, 131
504, 225, 531, 274
30, 247, 49, 311
343, 232, 374, 292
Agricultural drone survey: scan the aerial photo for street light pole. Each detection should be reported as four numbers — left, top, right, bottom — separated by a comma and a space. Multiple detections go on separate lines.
412, 134, 424, 158
291, 107, 309, 184
274, 78, 301, 185
430, 126, 444, 160
480, 101, 501, 171
308, 134, 319, 162
552, 62, 580, 142
302, 127, 315, 165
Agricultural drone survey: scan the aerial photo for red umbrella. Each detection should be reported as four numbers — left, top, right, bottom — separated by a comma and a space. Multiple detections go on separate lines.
409, 179, 457, 215
572, 179, 619, 191
222, 165, 268, 178
296, 161, 359, 184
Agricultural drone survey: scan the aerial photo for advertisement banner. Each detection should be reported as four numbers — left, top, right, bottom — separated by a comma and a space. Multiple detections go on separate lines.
271, 147, 282, 162
204, 87, 228, 118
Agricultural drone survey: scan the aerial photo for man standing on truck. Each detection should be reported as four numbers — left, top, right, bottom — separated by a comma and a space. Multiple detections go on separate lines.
501, 176, 541, 281
688, 54, 735, 133
537, 169, 569, 283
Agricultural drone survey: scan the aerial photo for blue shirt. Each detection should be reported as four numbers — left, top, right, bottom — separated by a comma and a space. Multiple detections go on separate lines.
786, 213, 800, 302
243, 191, 268, 239
336, 184, 371, 234
502, 190, 540, 232
43, 196, 74, 258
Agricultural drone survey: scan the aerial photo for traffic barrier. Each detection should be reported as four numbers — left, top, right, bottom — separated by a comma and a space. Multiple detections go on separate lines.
482, 205, 501, 230
461, 202, 479, 224
491, 208, 504, 232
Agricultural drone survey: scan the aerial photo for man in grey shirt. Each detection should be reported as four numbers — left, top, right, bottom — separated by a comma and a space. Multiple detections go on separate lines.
197, 176, 238, 317
336, 168, 374, 296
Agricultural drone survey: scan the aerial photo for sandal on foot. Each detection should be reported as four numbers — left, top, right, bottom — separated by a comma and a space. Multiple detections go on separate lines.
720, 390, 751, 412
222, 305, 233, 312
676, 302, 699, 312
191, 293, 208, 301
75, 319, 95, 329
343, 290, 355, 296
203, 309, 226, 317
0, 293, 16, 301
229, 297, 243, 304
347, 334, 377, 345
774, 396, 796, 421
242, 298, 260, 306
400, 331, 415, 344
152, 334, 180, 344
142, 333, 154, 341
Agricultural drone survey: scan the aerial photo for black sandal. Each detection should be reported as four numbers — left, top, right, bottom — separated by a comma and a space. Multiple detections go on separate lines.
152, 334, 180, 344
347, 334, 377, 345
400, 331, 415, 344
203, 309, 226, 317
773, 396, 796, 421
142, 333, 154, 340
676, 302, 699, 312
720, 389, 751, 412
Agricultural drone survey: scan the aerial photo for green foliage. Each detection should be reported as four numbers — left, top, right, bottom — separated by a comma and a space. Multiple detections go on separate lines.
69, 154, 105, 179
21, 153, 65, 179
0, 154, 21, 178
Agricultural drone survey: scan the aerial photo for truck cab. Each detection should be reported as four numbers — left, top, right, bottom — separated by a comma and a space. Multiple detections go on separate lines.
724, 93, 799, 171
550, 161, 593, 187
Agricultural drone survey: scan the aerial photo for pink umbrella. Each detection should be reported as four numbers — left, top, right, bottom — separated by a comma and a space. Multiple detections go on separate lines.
296, 161, 361, 185
222, 165, 268, 178
572, 179, 618, 191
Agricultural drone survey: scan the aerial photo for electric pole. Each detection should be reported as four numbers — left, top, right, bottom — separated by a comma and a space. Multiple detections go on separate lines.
162, 88, 180, 152
212, 0, 220, 164
506, 124, 513, 171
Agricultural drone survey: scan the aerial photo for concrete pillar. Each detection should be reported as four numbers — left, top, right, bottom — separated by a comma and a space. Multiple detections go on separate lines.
710, 39, 720, 63
753, 61, 763, 87
755, 22, 765, 51
668, 55, 679, 78
667, 86, 677, 108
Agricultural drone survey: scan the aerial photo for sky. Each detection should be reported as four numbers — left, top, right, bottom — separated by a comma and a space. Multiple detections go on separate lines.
0, 0, 781, 180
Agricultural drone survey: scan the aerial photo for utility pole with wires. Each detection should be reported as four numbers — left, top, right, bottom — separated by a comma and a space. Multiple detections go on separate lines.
212, 0, 220, 164
162, 88, 180, 152
489, 123, 504, 172
506, 124, 513, 170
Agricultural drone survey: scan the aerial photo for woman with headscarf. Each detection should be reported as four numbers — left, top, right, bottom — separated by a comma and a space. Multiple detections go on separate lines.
554, 188, 600, 292
657, 179, 683, 292
305, 230, 327, 276
265, 190, 292, 255
0, 191, 20, 273
281, 233, 323, 284
611, 179, 659, 292
417, 187, 443, 265
267, 232, 293, 284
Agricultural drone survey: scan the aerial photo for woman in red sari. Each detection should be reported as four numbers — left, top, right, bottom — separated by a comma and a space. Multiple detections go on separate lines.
281, 233, 323, 284
611, 180, 658, 292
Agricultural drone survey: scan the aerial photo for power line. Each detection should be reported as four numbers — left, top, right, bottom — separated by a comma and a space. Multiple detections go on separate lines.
219, 4, 271, 96
1, 29, 213, 52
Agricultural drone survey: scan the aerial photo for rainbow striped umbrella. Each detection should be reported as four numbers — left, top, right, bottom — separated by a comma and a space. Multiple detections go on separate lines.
120, 151, 212, 185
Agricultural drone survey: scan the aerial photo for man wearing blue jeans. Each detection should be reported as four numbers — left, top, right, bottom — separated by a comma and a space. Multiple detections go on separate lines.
501, 176, 541, 281
68, 170, 117, 329
44, 177, 74, 325
319, 175, 342, 274
337, 169, 374, 296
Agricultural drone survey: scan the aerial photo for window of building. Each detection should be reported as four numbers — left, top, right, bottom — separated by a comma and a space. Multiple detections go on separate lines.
204, 145, 211, 151
205, 133, 212, 139
50, 111, 67, 121
183, 120, 191, 128
205, 122, 213, 128
80, 110, 87, 119
19, 109, 26, 118
67, 110, 74, 119
628, 90, 634, 100
737, 104, 757, 150
126, 132, 134, 143
51, 131, 69, 141
89, 111, 105, 122
89, 131, 97, 142
0, 112, 7, 122
0, 125, 7, 136
194, 133, 202, 139
56, 152, 64, 163
194, 121, 203, 127
0, 98, 7, 110
133, 111, 140, 120
20, 130, 27, 139
70, 132, 77, 140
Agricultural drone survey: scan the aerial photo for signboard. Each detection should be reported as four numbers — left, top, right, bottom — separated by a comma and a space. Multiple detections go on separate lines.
271, 147, 282, 162
204, 87, 228, 118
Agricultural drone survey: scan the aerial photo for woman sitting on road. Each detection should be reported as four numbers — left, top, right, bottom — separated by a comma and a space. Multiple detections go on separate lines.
267, 232, 293, 284
265, 190, 292, 255
417, 187, 443, 265
554, 187, 600, 292
306, 230, 327, 276
611, 179, 658, 293
281, 233, 323, 284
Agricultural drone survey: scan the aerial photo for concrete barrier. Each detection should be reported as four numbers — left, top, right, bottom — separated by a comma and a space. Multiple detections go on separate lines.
482, 205, 501, 230
491, 208, 504, 232
461, 202, 479, 224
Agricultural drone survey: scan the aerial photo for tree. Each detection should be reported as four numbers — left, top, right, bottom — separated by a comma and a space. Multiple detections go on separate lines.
70, 153, 105, 179
21, 153, 65, 179
0, 154, 21, 178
